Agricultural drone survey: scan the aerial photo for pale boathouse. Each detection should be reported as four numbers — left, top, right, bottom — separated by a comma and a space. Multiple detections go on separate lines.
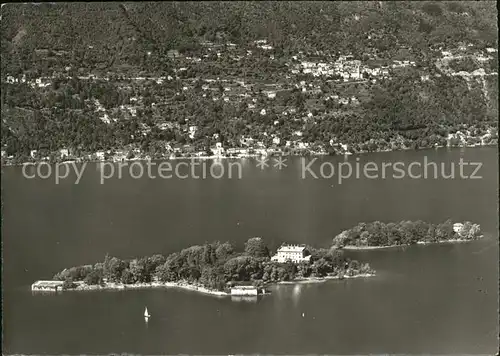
31, 280, 64, 292
230, 285, 259, 296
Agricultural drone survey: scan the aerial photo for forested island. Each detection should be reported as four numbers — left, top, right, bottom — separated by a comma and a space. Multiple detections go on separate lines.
333, 220, 483, 249
49, 238, 374, 293
36, 220, 484, 294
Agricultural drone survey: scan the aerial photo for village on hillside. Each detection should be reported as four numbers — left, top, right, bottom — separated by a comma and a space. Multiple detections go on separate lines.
2, 31, 498, 165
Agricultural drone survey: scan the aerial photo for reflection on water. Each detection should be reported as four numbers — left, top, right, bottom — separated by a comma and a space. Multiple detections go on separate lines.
31, 291, 62, 296
292, 284, 302, 306
231, 295, 258, 303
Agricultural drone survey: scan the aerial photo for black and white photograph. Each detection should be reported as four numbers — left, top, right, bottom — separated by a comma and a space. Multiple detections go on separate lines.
1, 1, 498, 354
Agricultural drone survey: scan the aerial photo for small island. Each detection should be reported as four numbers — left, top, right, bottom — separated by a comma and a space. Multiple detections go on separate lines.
33, 238, 374, 294
333, 220, 483, 250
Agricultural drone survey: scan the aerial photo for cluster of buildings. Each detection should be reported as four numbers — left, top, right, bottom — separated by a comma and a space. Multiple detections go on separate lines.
4, 38, 498, 166
291, 56, 415, 82
292, 57, 364, 80
27, 148, 70, 161
253, 39, 273, 51
5, 75, 52, 88
446, 127, 498, 147
291, 55, 416, 81
437, 45, 498, 77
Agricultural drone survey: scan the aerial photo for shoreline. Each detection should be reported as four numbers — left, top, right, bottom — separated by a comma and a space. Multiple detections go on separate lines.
2, 143, 497, 167
340, 237, 483, 250
276, 273, 375, 284
34, 273, 376, 295
69, 281, 230, 296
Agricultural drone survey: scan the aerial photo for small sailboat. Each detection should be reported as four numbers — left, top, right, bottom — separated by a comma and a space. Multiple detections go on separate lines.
144, 307, 151, 319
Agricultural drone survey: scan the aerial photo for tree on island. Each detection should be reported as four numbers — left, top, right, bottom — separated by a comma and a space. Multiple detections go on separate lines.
103, 254, 128, 282
120, 269, 135, 284
62, 277, 76, 290
244, 237, 270, 258
84, 268, 104, 285
332, 220, 482, 248
51, 237, 373, 292
215, 241, 234, 260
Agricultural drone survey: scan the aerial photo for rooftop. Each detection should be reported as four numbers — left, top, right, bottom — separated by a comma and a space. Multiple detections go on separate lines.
277, 244, 306, 253
231, 285, 257, 290
32, 280, 64, 287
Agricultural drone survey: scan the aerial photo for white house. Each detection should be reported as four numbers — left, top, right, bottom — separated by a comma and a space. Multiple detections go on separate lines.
453, 223, 464, 233
60, 148, 69, 158
212, 142, 224, 156
271, 244, 311, 263
259, 44, 273, 50
266, 91, 276, 99
188, 126, 197, 139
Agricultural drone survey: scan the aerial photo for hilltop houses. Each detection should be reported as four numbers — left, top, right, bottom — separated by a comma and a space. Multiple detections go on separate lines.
271, 244, 311, 263
294, 56, 394, 80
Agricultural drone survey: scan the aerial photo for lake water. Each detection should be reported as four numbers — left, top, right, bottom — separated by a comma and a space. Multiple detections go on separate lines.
2, 147, 498, 354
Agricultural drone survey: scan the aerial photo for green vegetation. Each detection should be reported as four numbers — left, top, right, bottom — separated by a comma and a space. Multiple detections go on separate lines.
52, 237, 373, 291
332, 220, 482, 248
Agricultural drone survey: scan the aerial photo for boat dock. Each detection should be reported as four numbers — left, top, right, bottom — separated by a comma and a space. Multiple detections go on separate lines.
230, 285, 268, 296
31, 280, 64, 292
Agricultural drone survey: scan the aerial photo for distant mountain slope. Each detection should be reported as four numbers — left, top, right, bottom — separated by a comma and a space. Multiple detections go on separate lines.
1, 2, 498, 163
1, 2, 497, 73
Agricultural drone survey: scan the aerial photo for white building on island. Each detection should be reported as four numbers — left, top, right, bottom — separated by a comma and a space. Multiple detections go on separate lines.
453, 223, 464, 233
230, 285, 259, 296
32, 280, 64, 292
271, 244, 311, 263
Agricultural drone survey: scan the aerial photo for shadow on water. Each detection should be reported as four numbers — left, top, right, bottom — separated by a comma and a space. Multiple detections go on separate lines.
230, 295, 259, 303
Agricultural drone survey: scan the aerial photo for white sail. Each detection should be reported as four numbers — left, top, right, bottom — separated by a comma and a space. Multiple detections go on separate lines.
144, 307, 150, 317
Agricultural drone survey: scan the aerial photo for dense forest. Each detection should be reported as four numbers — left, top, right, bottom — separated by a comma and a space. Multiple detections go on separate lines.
52, 237, 373, 291
1, 2, 498, 163
332, 220, 482, 248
